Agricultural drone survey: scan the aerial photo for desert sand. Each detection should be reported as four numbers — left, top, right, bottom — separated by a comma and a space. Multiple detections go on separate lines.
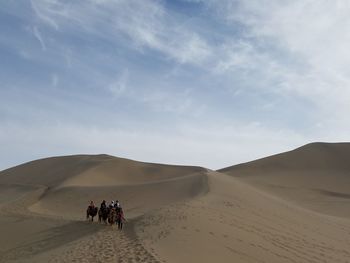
1, 143, 350, 262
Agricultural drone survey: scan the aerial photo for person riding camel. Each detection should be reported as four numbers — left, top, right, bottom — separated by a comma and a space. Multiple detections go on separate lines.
89, 200, 95, 208
86, 200, 98, 221
116, 207, 126, 230
100, 200, 107, 210
115, 200, 121, 213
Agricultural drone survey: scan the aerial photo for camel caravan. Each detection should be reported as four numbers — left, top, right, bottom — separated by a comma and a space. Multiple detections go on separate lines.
86, 200, 126, 230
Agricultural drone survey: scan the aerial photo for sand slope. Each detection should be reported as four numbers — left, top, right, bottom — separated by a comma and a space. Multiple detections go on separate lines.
136, 171, 350, 263
221, 142, 350, 173
219, 142, 350, 218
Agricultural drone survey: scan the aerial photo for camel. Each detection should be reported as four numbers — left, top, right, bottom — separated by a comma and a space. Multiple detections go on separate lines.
86, 205, 98, 222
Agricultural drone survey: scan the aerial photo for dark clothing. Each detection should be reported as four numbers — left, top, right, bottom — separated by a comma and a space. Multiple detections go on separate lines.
116, 211, 125, 230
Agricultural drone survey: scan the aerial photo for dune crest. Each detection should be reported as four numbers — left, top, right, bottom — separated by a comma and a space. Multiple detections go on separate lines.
219, 142, 350, 218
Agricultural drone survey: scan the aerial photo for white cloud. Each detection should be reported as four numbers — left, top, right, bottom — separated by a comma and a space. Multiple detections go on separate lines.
31, 0, 59, 30
27, 0, 350, 114
214, 41, 254, 73
30, 0, 212, 65
194, 0, 350, 131
33, 26, 46, 51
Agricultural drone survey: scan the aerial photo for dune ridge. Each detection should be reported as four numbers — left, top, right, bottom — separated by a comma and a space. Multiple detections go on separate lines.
220, 142, 350, 174
0, 154, 206, 187
219, 142, 350, 218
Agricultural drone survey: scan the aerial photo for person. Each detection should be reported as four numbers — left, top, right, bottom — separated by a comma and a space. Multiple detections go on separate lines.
115, 200, 121, 215
109, 200, 115, 209
86, 200, 97, 221
89, 200, 95, 208
116, 207, 126, 230
100, 200, 107, 210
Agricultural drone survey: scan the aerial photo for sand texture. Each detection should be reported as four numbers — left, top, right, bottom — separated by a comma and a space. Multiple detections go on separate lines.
1, 144, 350, 262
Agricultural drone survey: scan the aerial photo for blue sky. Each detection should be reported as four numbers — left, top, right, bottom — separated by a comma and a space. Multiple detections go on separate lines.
1, 0, 350, 170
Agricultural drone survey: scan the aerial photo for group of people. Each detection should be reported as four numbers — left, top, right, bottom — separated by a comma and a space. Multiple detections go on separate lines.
88, 199, 126, 229
100, 199, 120, 210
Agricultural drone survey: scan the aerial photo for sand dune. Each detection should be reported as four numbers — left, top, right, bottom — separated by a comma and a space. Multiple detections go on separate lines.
219, 142, 350, 218
30, 172, 207, 219
0, 154, 205, 187
136, 172, 350, 263
221, 142, 350, 173
0, 154, 207, 262
1, 144, 350, 262
0, 154, 207, 218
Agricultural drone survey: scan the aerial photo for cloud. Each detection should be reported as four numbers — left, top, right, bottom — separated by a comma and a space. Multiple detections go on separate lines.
30, 0, 212, 65
30, 0, 59, 30
33, 26, 46, 51
24, 0, 350, 111
190, 0, 350, 130
26, 1, 350, 128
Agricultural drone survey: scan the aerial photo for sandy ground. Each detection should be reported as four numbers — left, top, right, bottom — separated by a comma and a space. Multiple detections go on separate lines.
1, 144, 350, 262
137, 172, 350, 263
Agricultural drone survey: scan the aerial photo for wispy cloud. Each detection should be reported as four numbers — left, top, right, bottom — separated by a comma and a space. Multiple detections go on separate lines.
30, 0, 59, 30
191, 0, 350, 128
33, 26, 46, 51
30, 0, 212, 65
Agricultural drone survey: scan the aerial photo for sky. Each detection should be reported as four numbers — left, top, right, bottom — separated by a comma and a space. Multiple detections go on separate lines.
1, 0, 350, 170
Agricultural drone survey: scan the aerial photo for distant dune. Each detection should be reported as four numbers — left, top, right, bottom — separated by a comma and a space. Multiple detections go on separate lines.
220, 142, 350, 173
0, 154, 206, 187
1, 144, 350, 263
219, 142, 350, 218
